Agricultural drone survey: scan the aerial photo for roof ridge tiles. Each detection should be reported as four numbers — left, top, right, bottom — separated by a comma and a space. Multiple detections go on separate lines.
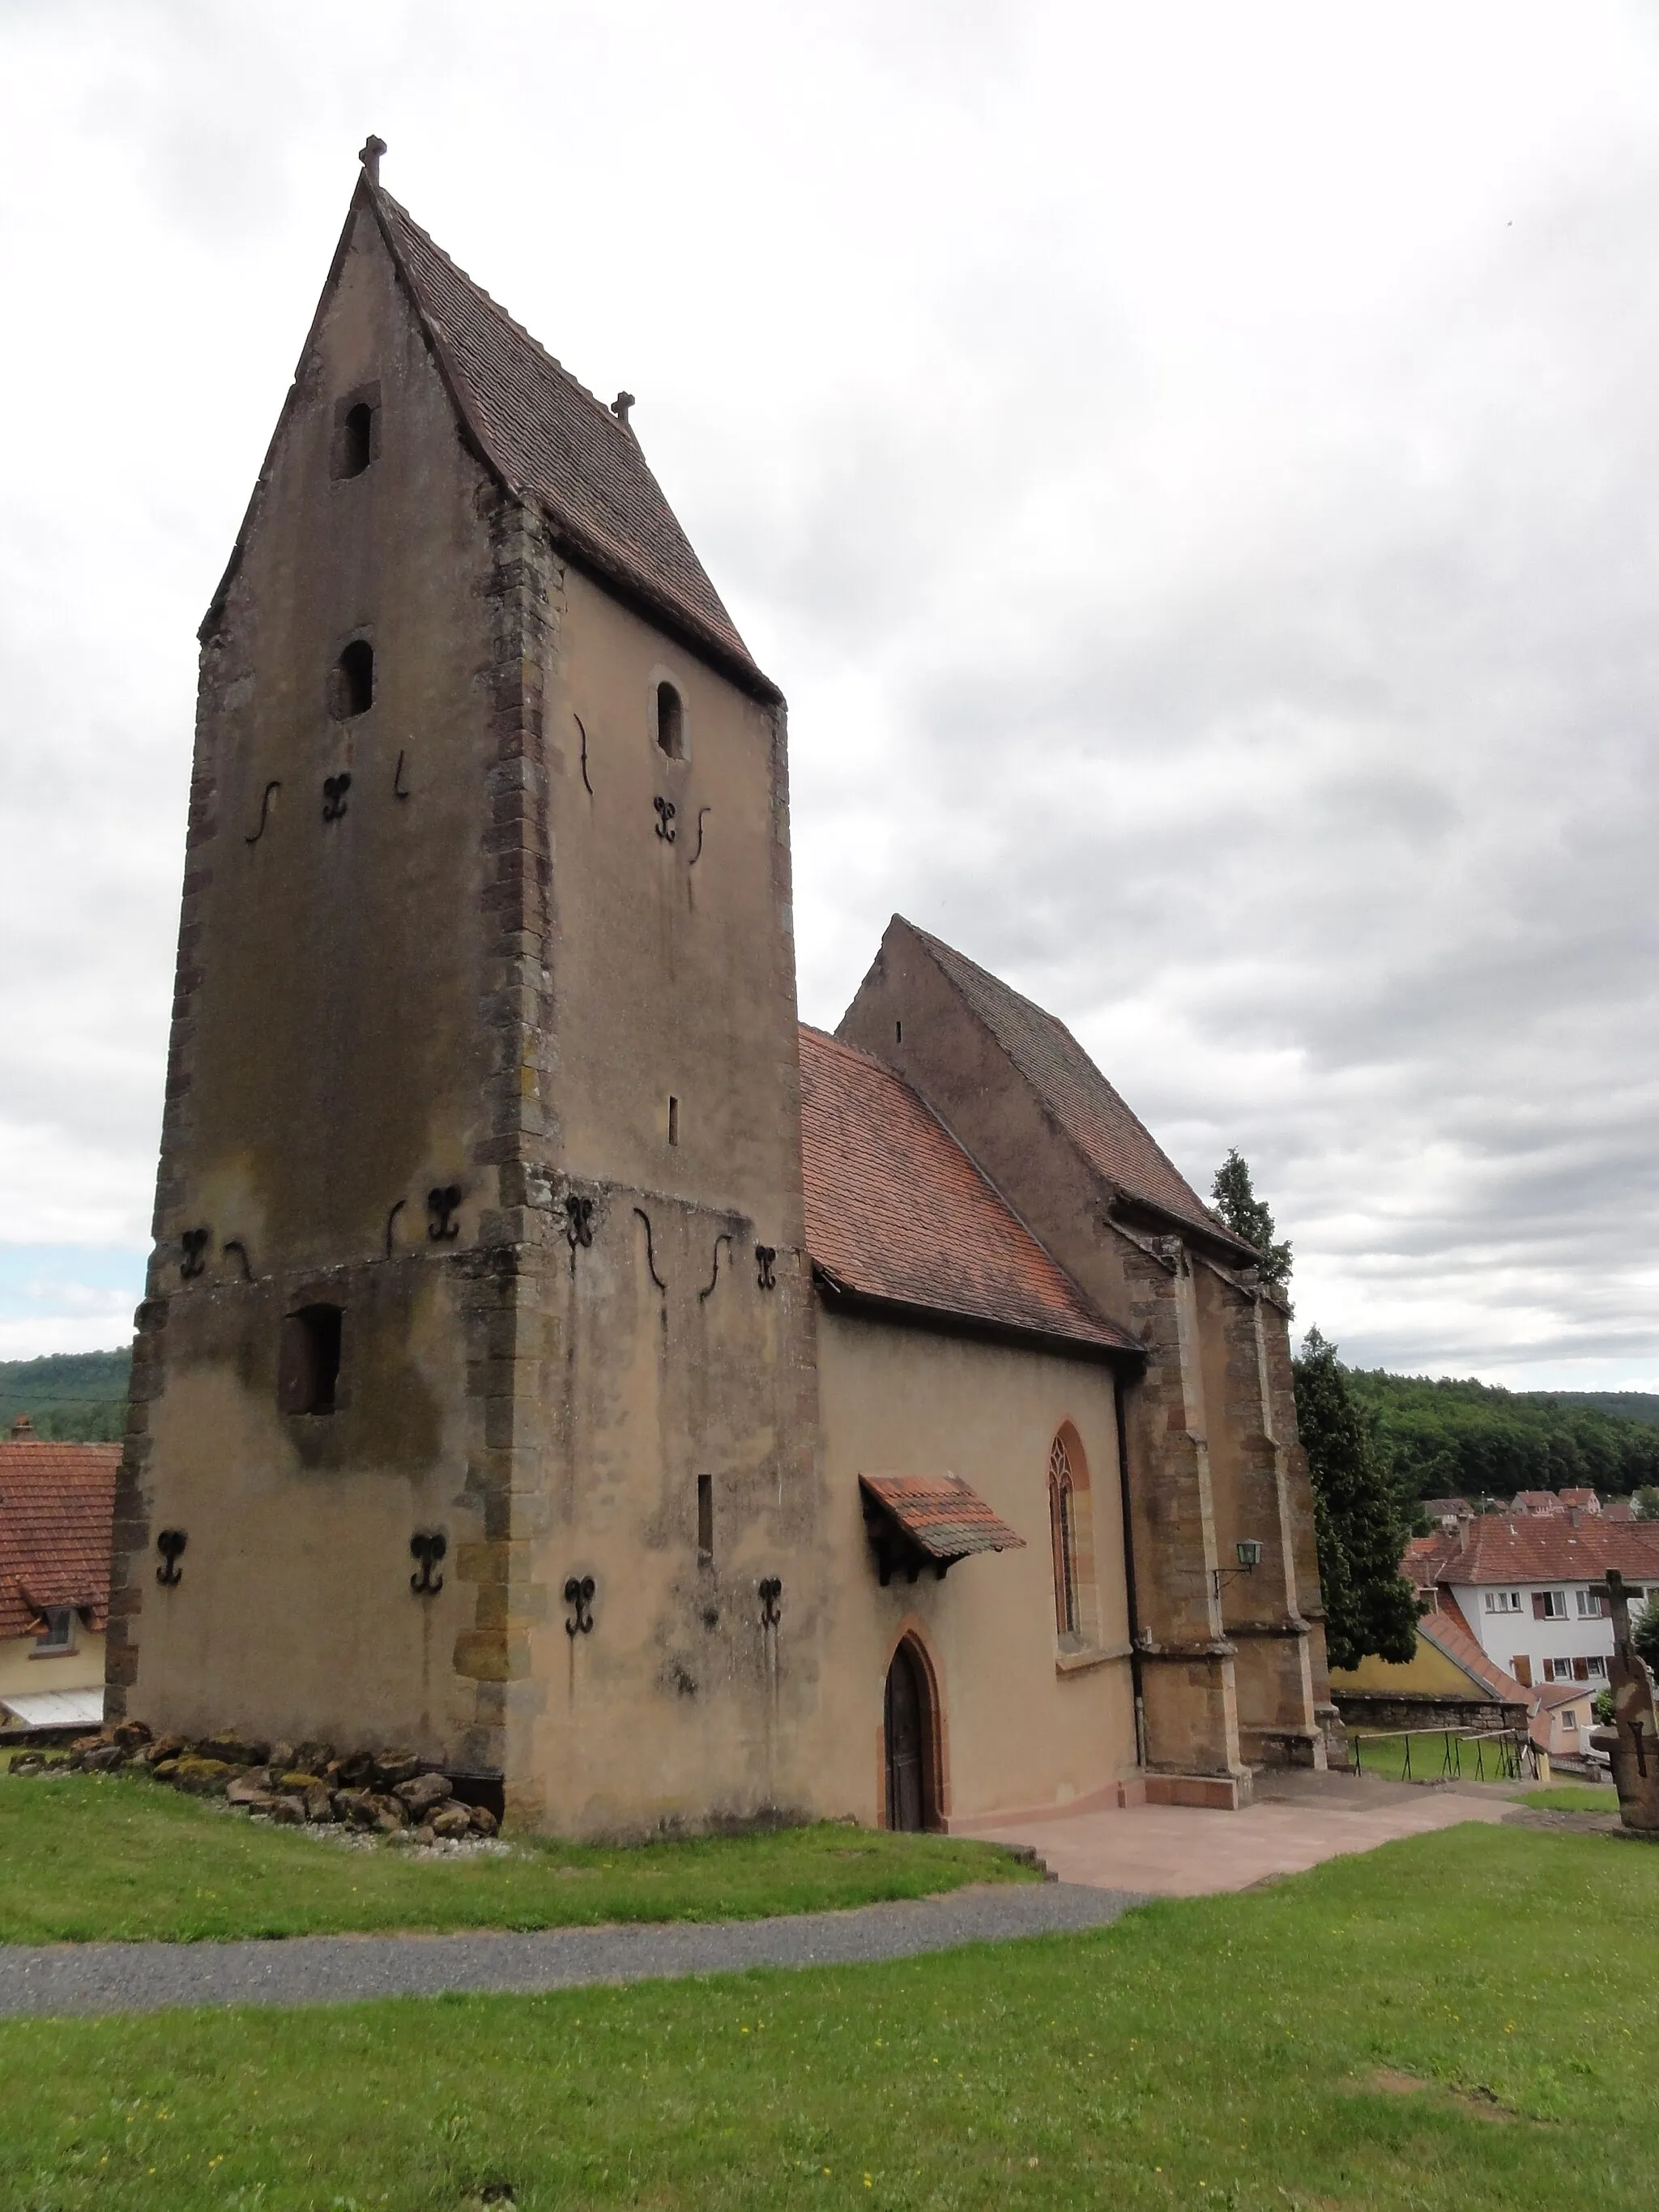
372, 185, 617, 428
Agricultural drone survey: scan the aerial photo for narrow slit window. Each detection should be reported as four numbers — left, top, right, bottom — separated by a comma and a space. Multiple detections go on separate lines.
895, 1020, 902, 1044
656, 681, 684, 759
340, 401, 373, 477
333, 641, 374, 719
697, 1474, 714, 1562
667, 1095, 680, 1147
278, 1304, 343, 1416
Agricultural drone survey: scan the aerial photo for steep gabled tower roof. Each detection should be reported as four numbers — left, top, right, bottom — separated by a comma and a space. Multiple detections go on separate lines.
902, 922, 1252, 1254
207, 168, 774, 701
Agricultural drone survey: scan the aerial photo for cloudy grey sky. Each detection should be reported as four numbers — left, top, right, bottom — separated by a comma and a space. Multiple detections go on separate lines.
2, 0, 1656, 1383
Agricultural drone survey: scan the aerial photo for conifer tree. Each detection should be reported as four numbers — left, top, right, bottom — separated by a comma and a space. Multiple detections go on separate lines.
1293, 1327, 1422, 1672
1210, 1149, 1294, 1293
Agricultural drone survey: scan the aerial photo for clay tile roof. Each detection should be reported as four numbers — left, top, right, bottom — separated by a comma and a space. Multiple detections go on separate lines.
799, 1026, 1138, 1359
902, 923, 1251, 1254
369, 187, 772, 700
859, 1473, 1026, 1564
1415, 1609, 1530, 1707
1429, 1517, 1659, 1589
0, 1441, 119, 1643
1559, 1490, 1601, 1511
1512, 1491, 1567, 1515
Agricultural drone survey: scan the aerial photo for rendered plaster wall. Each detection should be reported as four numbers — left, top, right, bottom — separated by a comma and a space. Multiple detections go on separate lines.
110, 200, 503, 1761
112, 194, 825, 1831
491, 568, 825, 1838
838, 916, 1333, 1783
0, 1630, 107, 1707
837, 921, 1249, 1784
812, 1309, 1137, 1826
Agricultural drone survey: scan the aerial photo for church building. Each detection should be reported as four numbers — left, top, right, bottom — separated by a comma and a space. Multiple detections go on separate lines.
106, 145, 1335, 1835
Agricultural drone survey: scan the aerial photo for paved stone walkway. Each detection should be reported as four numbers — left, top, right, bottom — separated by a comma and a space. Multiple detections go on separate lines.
960, 1771, 1516, 1895
0, 1881, 1142, 2018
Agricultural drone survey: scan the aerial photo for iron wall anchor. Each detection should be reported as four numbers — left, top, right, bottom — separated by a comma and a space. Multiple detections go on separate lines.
565, 1575, 595, 1636
410, 1531, 447, 1596
156, 1530, 187, 1587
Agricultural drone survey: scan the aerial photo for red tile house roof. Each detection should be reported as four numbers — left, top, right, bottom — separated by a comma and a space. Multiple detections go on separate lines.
368, 186, 770, 698
0, 1441, 119, 1643
798, 1026, 1140, 1360
1413, 1517, 1659, 1591
1416, 1608, 1531, 1709
905, 925, 1254, 1255
1511, 1490, 1568, 1516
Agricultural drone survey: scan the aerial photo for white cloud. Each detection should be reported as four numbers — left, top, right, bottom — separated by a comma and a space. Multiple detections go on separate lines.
1, 0, 1656, 1380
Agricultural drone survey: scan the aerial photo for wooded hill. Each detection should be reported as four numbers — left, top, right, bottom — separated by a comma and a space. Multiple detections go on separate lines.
0, 1348, 131, 1442
1347, 1369, 1659, 1504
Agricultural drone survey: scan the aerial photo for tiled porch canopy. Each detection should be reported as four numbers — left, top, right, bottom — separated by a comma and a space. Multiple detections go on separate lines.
859, 1473, 1026, 1587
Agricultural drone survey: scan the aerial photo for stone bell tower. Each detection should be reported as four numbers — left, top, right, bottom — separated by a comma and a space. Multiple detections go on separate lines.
107, 143, 824, 1835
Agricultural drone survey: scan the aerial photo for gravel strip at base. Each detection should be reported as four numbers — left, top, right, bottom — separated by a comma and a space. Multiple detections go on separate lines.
0, 1882, 1144, 2018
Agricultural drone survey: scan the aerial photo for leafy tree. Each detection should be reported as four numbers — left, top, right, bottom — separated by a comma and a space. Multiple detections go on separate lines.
1593, 1687, 1616, 1726
1210, 1149, 1294, 1294
1341, 1370, 1659, 1506
1634, 1601, 1659, 1679
1635, 1487, 1659, 1522
1293, 1327, 1422, 1672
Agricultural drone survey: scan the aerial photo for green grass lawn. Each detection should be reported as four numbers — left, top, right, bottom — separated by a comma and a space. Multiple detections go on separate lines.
1516, 1783, 1619, 1813
2, 1825, 1652, 2210
0, 1771, 1029, 1943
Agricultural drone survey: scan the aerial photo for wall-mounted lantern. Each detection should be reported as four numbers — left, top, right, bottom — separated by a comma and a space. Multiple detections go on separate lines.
1212, 1537, 1264, 1605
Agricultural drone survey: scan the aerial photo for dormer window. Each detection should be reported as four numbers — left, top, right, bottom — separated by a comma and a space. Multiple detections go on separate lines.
332, 641, 374, 719
655, 680, 684, 759
32, 1605, 75, 1655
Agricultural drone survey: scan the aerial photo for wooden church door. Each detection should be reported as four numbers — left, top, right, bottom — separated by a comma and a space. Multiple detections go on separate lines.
885, 1641, 932, 1831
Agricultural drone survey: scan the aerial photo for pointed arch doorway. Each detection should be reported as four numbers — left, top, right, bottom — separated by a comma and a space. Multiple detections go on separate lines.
884, 1638, 937, 1831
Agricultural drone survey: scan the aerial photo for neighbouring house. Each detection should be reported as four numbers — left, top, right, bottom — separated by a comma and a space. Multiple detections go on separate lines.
1405, 1516, 1659, 1693
1328, 1605, 1530, 1740
1510, 1490, 1569, 1518
0, 1419, 118, 1736
1422, 1497, 1473, 1532
102, 143, 1337, 1839
1328, 1599, 1601, 1774
1531, 1680, 1597, 1763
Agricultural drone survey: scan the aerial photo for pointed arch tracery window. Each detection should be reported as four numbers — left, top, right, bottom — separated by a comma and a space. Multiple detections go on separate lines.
1049, 1431, 1081, 1636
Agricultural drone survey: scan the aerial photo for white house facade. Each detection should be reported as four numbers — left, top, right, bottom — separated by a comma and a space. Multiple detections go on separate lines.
1407, 1515, 1659, 1694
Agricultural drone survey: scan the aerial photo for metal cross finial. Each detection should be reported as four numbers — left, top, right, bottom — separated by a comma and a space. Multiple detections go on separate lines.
360, 136, 386, 185
611, 391, 636, 427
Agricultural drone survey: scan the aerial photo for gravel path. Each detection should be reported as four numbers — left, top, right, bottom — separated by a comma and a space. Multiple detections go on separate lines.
0, 1882, 1143, 2018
